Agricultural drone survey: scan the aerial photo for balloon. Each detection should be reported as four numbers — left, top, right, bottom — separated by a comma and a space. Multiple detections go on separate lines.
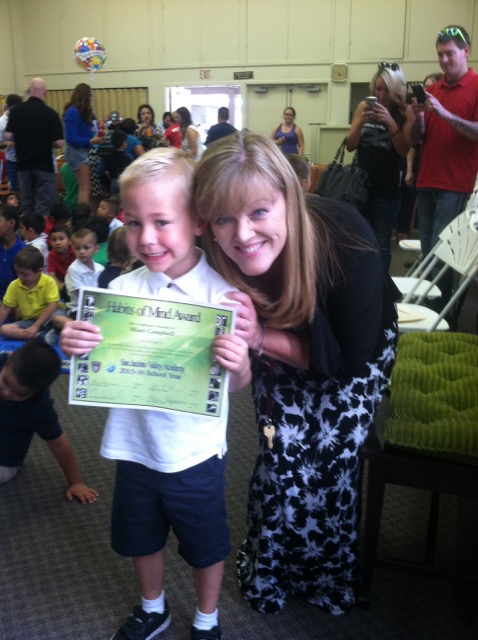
74, 37, 107, 74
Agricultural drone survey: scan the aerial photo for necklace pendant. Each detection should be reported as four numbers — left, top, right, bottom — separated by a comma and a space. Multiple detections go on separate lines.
263, 423, 276, 449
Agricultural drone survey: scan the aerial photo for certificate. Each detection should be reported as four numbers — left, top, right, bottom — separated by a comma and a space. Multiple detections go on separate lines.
68, 287, 235, 418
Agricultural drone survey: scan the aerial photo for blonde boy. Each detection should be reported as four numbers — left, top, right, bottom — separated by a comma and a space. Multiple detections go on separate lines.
61, 148, 250, 640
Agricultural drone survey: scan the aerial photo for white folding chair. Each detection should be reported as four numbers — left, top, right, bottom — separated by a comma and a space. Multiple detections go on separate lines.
398, 238, 422, 276
397, 209, 478, 333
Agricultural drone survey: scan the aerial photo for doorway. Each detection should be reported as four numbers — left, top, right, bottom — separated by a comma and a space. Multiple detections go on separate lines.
167, 85, 242, 143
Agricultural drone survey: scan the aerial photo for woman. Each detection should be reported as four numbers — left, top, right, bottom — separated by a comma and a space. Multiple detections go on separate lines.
175, 107, 202, 161
63, 83, 103, 206
271, 107, 305, 155
135, 103, 165, 149
347, 62, 414, 272
194, 132, 398, 615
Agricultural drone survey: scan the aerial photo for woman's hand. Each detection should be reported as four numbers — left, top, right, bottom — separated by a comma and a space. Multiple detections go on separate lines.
361, 106, 377, 126
222, 290, 262, 351
60, 320, 102, 355
371, 102, 395, 129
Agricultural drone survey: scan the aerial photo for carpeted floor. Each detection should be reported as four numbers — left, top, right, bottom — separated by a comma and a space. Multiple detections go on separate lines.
1, 241, 477, 640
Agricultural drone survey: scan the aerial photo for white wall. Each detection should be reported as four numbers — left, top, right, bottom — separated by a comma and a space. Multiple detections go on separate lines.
1, 0, 477, 161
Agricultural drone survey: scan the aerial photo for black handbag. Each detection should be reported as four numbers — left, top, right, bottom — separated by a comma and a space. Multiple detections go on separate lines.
315, 138, 369, 212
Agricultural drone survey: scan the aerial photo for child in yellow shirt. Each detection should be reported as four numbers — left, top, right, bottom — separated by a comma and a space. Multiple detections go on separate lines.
0, 246, 71, 344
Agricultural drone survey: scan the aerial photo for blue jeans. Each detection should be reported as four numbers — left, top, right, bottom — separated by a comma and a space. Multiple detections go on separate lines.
362, 195, 400, 272
416, 188, 469, 307
416, 188, 469, 257
6, 160, 18, 192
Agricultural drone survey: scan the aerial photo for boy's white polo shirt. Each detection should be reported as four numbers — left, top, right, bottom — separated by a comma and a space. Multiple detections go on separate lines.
100, 249, 238, 474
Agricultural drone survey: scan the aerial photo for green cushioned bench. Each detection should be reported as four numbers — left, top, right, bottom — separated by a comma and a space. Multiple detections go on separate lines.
385, 332, 478, 465
360, 332, 478, 603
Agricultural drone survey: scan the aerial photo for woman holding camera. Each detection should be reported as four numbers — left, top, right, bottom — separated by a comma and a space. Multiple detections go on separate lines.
347, 62, 414, 271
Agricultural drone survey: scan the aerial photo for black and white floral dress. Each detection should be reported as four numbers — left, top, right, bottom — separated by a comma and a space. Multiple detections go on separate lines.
236, 198, 399, 615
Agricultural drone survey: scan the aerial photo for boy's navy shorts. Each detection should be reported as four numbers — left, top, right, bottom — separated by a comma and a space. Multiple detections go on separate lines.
111, 455, 230, 568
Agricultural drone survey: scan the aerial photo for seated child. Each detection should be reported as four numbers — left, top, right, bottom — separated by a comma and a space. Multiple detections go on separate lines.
47, 224, 75, 297
4, 193, 19, 208
96, 196, 124, 236
97, 225, 139, 289
44, 202, 72, 237
61, 147, 250, 640
103, 129, 132, 195
71, 202, 92, 232
0, 341, 98, 503
0, 204, 26, 301
82, 215, 110, 266
19, 214, 49, 270
64, 228, 104, 316
285, 153, 311, 193
0, 246, 71, 344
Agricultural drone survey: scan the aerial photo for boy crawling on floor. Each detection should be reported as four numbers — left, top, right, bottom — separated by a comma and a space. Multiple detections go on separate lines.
0, 341, 98, 504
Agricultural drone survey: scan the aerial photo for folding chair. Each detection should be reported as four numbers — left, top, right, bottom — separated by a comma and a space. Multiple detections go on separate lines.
397, 209, 478, 332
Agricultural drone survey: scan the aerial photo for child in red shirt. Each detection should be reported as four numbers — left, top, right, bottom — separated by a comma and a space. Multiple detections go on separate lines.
47, 225, 75, 297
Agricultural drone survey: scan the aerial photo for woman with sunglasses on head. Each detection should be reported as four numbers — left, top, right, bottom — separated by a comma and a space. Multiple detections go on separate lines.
347, 62, 414, 272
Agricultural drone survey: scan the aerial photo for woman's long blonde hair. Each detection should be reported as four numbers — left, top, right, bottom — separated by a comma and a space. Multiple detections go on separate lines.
370, 66, 408, 127
194, 132, 324, 329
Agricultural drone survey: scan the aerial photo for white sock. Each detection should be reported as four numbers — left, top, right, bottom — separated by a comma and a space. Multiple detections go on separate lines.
193, 608, 218, 630
141, 591, 165, 614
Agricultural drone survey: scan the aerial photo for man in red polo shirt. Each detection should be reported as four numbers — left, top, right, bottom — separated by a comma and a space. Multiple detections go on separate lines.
412, 25, 478, 306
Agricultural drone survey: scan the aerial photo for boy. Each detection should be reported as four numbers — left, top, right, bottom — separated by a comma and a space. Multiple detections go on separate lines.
4, 193, 20, 208
102, 129, 132, 195
96, 196, 124, 236
46, 202, 73, 234
285, 153, 312, 193
64, 228, 104, 316
19, 213, 49, 268
0, 340, 98, 503
0, 204, 26, 301
61, 148, 250, 640
47, 224, 75, 295
0, 246, 71, 344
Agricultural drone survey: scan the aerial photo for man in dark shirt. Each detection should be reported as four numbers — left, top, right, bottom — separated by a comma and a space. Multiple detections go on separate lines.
4, 77, 64, 217
205, 107, 237, 146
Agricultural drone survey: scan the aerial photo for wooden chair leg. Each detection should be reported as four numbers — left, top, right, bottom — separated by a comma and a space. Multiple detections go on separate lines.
360, 458, 387, 602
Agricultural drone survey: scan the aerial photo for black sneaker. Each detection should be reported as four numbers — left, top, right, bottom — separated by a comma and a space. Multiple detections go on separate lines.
110, 603, 171, 640
191, 625, 222, 640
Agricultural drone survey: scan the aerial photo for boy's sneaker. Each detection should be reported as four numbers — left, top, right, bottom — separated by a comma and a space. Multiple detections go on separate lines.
110, 603, 171, 640
43, 328, 58, 346
191, 625, 222, 640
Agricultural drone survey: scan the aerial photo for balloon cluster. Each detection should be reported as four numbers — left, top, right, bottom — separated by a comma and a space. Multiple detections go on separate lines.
74, 37, 107, 75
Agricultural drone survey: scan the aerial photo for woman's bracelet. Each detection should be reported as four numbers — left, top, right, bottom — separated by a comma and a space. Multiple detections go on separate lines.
256, 320, 266, 357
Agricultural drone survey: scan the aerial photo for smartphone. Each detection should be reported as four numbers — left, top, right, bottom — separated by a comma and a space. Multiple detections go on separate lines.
412, 83, 427, 103
365, 96, 378, 109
